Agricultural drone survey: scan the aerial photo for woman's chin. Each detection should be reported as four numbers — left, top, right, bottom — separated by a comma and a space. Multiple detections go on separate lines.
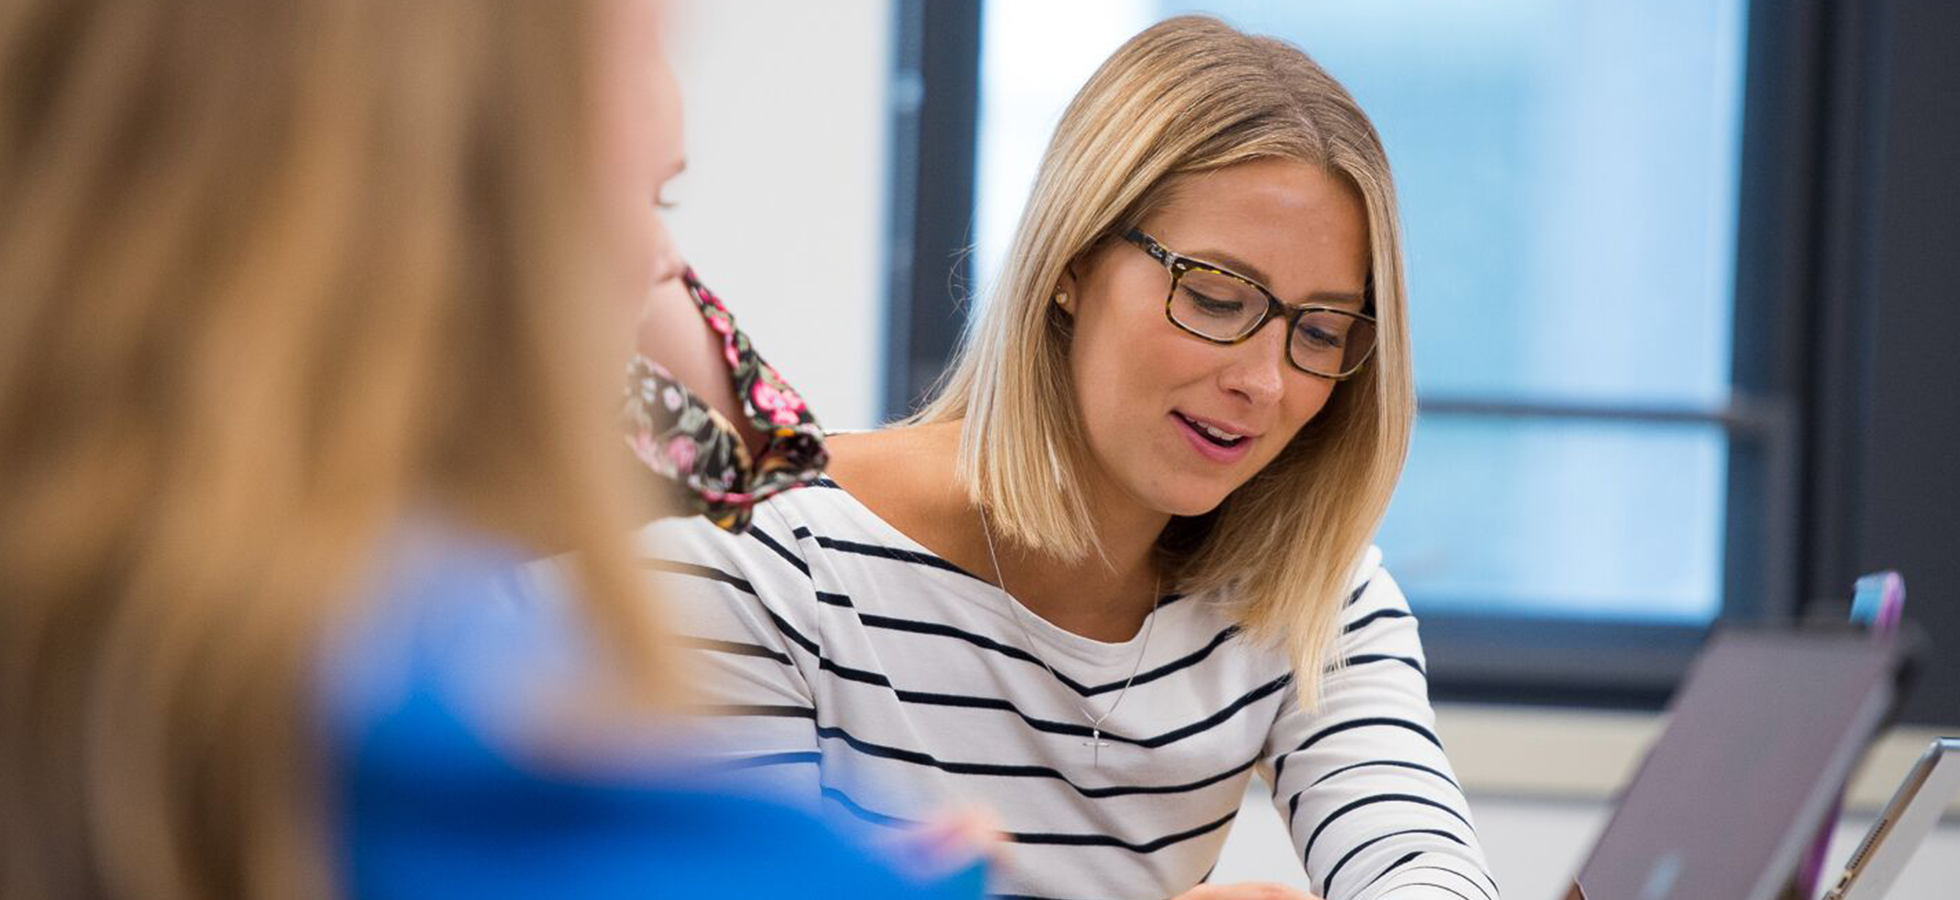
1144, 485, 1233, 519
1105, 459, 1240, 519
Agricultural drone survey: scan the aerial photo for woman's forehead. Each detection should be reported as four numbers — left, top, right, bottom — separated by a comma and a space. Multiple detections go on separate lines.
1141, 160, 1370, 299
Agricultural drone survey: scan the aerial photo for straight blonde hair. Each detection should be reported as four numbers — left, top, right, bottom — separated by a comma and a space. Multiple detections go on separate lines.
0, 2, 658, 898
917, 16, 1414, 702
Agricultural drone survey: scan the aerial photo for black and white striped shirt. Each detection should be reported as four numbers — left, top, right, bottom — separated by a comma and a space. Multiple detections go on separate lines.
639, 482, 1497, 900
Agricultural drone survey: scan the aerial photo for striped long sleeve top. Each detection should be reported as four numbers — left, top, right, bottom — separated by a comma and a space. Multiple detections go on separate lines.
640, 481, 1498, 900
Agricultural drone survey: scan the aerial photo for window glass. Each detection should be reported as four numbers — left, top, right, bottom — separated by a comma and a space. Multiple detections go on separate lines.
974, 0, 1750, 621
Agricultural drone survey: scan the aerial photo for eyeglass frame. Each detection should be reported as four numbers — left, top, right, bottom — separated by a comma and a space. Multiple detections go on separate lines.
1120, 227, 1378, 380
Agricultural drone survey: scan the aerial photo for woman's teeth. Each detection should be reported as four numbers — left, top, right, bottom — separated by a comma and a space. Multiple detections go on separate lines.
1180, 413, 1245, 446
1201, 423, 1242, 442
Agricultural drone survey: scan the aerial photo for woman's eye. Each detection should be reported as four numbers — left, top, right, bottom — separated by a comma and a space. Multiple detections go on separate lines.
1188, 292, 1244, 315
1297, 324, 1344, 349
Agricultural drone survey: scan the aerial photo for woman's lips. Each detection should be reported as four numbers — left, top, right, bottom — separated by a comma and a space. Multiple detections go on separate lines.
1172, 411, 1254, 463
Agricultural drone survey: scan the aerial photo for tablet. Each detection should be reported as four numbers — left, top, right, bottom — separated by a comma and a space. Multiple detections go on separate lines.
1825, 737, 1960, 900
1564, 626, 1910, 900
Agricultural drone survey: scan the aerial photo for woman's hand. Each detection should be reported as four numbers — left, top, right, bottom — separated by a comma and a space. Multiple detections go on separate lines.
1170, 883, 1322, 900
881, 805, 1006, 881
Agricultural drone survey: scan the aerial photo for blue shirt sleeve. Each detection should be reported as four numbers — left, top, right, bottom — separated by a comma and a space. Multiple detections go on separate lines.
323, 526, 982, 900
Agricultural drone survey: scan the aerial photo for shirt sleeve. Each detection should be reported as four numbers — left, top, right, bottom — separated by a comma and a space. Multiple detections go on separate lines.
635, 500, 826, 809
623, 267, 828, 533
335, 529, 980, 900
1262, 555, 1501, 900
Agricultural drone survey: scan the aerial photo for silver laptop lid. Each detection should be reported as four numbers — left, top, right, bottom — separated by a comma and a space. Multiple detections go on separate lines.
1567, 626, 1907, 900
1826, 737, 1960, 900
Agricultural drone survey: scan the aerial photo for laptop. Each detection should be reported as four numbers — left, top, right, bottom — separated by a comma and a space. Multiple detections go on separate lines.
1823, 737, 1960, 900
1560, 625, 1917, 900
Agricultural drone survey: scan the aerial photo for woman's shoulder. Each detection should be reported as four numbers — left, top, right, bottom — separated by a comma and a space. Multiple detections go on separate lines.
637, 473, 878, 560
631, 472, 945, 610
1334, 544, 1413, 623
635, 425, 996, 622
1348, 544, 1387, 596
819, 423, 980, 560
822, 423, 961, 509
1201, 543, 1390, 610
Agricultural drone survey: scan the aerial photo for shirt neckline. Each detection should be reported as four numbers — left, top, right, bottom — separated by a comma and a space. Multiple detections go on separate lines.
801, 480, 1175, 669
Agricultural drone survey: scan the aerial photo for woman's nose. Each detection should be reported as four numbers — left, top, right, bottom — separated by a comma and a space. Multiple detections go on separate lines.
1217, 319, 1289, 406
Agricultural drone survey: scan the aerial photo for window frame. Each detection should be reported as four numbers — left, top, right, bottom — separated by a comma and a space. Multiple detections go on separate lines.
883, 0, 1959, 720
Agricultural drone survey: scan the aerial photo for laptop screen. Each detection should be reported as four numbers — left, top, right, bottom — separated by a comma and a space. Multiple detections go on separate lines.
1570, 626, 1908, 900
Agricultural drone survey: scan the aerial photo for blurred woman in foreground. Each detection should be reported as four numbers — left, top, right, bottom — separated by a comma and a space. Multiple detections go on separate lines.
0, 1, 975, 897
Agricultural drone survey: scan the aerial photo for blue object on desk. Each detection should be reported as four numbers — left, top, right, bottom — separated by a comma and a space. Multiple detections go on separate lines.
1850, 570, 1905, 633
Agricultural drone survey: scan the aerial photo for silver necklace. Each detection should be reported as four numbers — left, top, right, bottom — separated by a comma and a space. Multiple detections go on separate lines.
978, 508, 1162, 769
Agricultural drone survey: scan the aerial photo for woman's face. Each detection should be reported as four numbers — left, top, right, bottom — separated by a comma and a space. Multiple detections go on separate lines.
593, 0, 686, 311
1062, 157, 1371, 518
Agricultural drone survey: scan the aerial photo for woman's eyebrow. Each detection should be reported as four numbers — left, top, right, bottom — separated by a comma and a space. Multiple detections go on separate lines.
1292, 291, 1368, 312
1183, 246, 1272, 285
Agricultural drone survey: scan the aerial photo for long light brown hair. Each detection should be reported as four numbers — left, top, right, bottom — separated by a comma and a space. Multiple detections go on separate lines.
0, 1, 657, 897
916, 16, 1415, 702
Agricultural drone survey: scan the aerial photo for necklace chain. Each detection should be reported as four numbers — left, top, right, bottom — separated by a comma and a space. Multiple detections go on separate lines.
978, 508, 1161, 767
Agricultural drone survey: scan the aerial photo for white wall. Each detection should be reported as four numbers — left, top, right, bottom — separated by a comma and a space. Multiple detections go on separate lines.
664, 0, 895, 430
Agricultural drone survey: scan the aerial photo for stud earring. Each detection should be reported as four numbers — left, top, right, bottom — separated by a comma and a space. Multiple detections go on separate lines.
1054, 290, 1070, 306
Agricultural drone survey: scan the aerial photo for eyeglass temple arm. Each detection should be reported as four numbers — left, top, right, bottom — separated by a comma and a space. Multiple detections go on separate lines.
1125, 228, 1177, 271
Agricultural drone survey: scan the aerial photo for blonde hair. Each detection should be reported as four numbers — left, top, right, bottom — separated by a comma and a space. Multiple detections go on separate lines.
916, 16, 1414, 701
0, 2, 657, 898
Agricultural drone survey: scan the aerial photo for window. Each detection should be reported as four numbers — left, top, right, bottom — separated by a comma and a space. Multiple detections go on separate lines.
888, 0, 1875, 707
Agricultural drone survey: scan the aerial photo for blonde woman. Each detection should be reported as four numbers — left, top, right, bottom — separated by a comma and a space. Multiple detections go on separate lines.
0, 1, 977, 898
646, 16, 1497, 900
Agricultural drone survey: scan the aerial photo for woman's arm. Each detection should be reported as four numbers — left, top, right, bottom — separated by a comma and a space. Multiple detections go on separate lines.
1263, 563, 1500, 900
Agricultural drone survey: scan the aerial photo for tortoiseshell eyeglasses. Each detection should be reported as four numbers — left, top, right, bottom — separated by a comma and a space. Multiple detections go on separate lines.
1122, 227, 1377, 380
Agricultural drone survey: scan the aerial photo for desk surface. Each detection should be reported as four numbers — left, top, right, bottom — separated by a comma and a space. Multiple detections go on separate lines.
1433, 703, 1960, 818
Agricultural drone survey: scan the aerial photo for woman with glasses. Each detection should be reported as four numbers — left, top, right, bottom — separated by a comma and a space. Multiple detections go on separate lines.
643, 16, 1495, 900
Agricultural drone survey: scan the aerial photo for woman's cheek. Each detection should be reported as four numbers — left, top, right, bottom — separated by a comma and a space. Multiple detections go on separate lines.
606, 202, 660, 312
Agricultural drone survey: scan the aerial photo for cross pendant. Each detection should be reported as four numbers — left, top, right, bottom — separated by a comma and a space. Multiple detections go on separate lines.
1084, 729, 1112, 768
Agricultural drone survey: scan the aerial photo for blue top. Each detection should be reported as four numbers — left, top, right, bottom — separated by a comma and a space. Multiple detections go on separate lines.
321, 523, 983, 900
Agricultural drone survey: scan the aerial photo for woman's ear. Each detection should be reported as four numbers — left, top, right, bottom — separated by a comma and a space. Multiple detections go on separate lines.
1052, 261, 1084, 318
